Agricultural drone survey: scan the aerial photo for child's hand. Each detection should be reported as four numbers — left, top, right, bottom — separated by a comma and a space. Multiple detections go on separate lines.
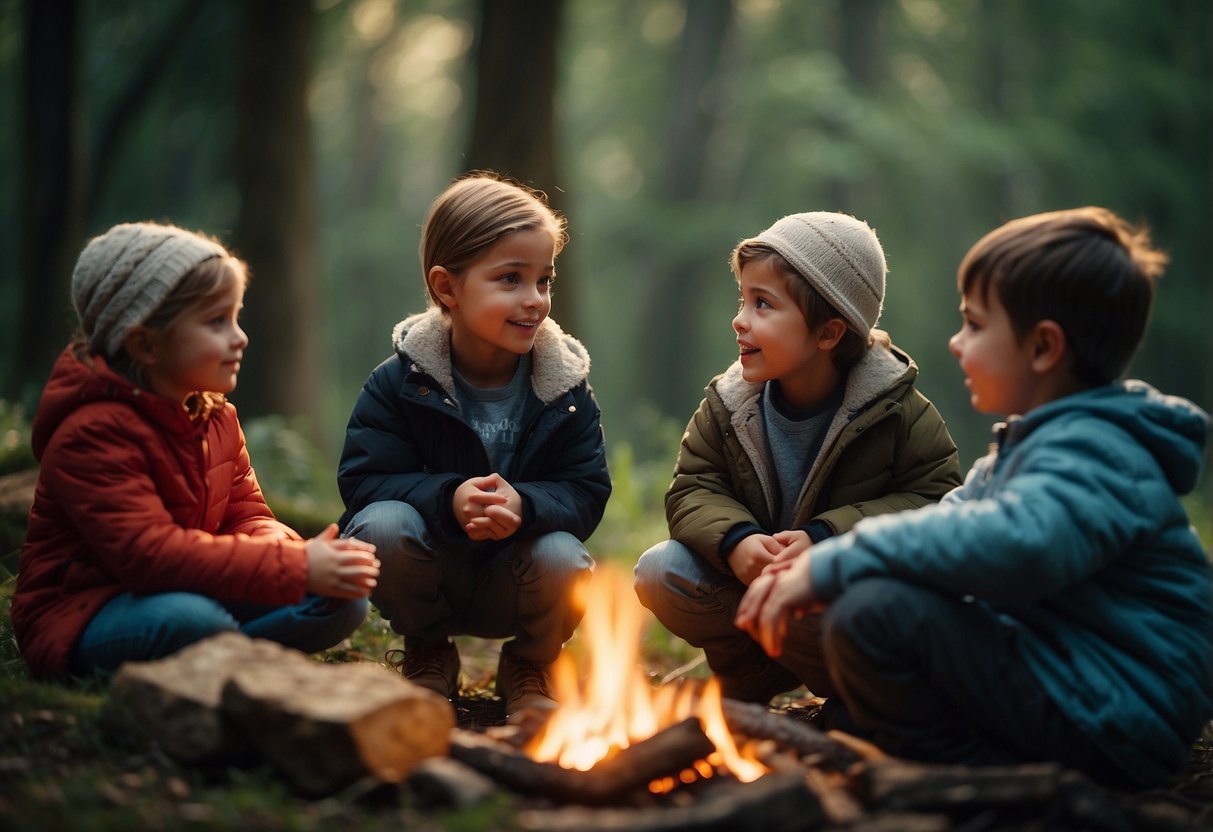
734, 551, 819, 657
305, 524, 380, 599
767, 529, 812, 572
727, 533, 782, 586
453, 473, 522, 541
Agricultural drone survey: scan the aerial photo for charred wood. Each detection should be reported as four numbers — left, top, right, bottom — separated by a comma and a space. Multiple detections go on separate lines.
515, 772, 822, 832
855, 760, 1078, 812
449, 717, 716, 806
721, 699, 862, 771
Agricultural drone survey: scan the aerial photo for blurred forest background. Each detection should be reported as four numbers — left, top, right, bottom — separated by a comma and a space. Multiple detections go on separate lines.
1, 0, 1210, 552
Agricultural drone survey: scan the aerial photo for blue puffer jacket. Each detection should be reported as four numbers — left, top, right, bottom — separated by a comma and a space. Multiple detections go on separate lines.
809, 380, 1213, 786
338, 309, 611, 556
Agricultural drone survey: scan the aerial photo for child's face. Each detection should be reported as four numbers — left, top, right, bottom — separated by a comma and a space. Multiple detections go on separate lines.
948, 288, 1038, 417
443, 228, 555, 368
143, 278, 248, 403
733, 258, 835, 408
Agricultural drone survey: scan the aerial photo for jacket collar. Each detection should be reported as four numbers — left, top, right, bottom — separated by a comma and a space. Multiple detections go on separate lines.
391, 307, 591, 404
714, 338, 917, 417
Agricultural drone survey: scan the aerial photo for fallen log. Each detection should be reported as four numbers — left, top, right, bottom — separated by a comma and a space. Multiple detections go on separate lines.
855, 759, 1078, 811
105, 631, 291, 765
222, 657, 454, 796
448, 716, 716, 806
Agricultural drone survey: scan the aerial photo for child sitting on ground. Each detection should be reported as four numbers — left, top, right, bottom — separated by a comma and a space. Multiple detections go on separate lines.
635, 211, 961, 707
737, 206, 1213, 789
12, 222, 379, 679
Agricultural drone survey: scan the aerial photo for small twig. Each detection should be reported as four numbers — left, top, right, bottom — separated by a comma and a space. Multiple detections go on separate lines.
659, 653, 706, 685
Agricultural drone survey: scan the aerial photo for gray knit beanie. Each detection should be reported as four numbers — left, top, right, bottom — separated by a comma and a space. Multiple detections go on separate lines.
72, 222, 226, 358
741, 211, 886, 334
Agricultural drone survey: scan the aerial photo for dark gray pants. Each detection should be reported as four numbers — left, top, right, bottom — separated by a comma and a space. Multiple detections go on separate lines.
634, 539, 834, 702
824, 577, 1130, 787
345, 500, 593, 665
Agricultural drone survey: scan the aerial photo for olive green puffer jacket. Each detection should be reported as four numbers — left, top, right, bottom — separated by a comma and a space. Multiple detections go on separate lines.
666, 341, 961, 576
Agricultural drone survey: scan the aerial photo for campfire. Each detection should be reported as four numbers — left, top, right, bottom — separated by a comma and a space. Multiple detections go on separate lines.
522, 565, 766, 789
101, 593, 1210, 830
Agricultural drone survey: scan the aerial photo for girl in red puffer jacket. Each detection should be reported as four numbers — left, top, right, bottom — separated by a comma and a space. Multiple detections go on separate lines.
12, 222, 379, 679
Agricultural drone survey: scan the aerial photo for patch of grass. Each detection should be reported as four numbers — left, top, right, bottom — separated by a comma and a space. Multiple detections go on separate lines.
0, 648, 525, 831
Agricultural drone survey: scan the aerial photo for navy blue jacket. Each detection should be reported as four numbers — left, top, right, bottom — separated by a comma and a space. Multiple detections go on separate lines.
338, 309, 610, 556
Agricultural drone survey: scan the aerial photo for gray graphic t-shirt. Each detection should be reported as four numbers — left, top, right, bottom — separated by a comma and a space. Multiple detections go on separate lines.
452, 354, 531, 475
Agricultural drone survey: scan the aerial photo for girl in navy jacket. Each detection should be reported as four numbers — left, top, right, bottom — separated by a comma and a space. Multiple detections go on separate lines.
338, 173, 610, 719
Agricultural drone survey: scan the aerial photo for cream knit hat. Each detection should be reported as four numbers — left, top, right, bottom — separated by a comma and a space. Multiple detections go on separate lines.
72, 222, 226, 358
741, 211, 886, 334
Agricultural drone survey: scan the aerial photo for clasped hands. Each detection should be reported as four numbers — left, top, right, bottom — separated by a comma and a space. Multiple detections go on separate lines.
453, 473, 523, 541
731, 529, 825, 659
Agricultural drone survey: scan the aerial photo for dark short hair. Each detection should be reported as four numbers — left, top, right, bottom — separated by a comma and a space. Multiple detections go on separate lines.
733, 244, 870, 370
957, 207, 1167, 385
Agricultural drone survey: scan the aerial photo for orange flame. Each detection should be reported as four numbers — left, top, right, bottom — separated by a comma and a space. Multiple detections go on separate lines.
525, 565, 767, 784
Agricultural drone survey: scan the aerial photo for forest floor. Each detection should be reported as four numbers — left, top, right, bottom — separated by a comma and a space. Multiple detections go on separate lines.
0, 591, 730, 832
3, 591, 1213, 831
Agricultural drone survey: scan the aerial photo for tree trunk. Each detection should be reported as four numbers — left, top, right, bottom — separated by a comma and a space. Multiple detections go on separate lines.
829, 0, 886, 213
232, 0, 320, 434
18, 0, 85, 407
88, 0, 209, 216
464, 0, 577, 333
638, 0, 735, 416
978, 0, 1014, 221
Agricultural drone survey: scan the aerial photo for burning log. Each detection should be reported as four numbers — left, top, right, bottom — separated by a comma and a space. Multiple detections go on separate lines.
721, 699, 863, 772
449, 717, 717, 806
515, 772, 824, 832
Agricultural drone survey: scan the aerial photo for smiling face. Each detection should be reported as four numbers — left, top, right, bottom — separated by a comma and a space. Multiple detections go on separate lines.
433, 227, 556, 386
948, 288, 1040, 417
141, 274, 248, 403
732, 257, 841, 410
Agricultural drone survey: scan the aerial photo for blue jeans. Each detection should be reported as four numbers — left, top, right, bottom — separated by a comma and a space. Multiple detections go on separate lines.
823, 577, 1129, 786
634, 539, 834, 702
71, 591, 369, 676
344, 500, 593, 665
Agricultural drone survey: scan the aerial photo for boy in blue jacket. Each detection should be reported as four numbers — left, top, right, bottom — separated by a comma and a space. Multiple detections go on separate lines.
737, 206, 1213, 789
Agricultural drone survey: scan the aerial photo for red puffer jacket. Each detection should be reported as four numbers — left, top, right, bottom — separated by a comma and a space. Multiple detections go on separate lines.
12, 345, 310, 678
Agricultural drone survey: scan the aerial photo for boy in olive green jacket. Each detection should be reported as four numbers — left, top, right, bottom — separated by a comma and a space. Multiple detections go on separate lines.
635, 212, 961, 706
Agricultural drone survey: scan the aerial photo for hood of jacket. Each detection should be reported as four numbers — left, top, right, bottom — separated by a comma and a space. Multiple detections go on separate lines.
31, 345, 211, 460
391, 307, 591, 405
1002, 380, 1208, 496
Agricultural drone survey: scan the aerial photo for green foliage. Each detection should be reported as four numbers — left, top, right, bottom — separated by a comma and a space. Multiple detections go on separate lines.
1, 575, 28, 678
0, 400, 36, 574
0, 399, 34, 476
241, 415, 346, 538
587, 441, 673, 563
1185, 489, 1213, 556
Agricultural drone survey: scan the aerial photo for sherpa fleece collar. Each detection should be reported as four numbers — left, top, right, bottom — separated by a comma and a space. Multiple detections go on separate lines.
714, 338, 915, 417
391, 307, 591, 404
